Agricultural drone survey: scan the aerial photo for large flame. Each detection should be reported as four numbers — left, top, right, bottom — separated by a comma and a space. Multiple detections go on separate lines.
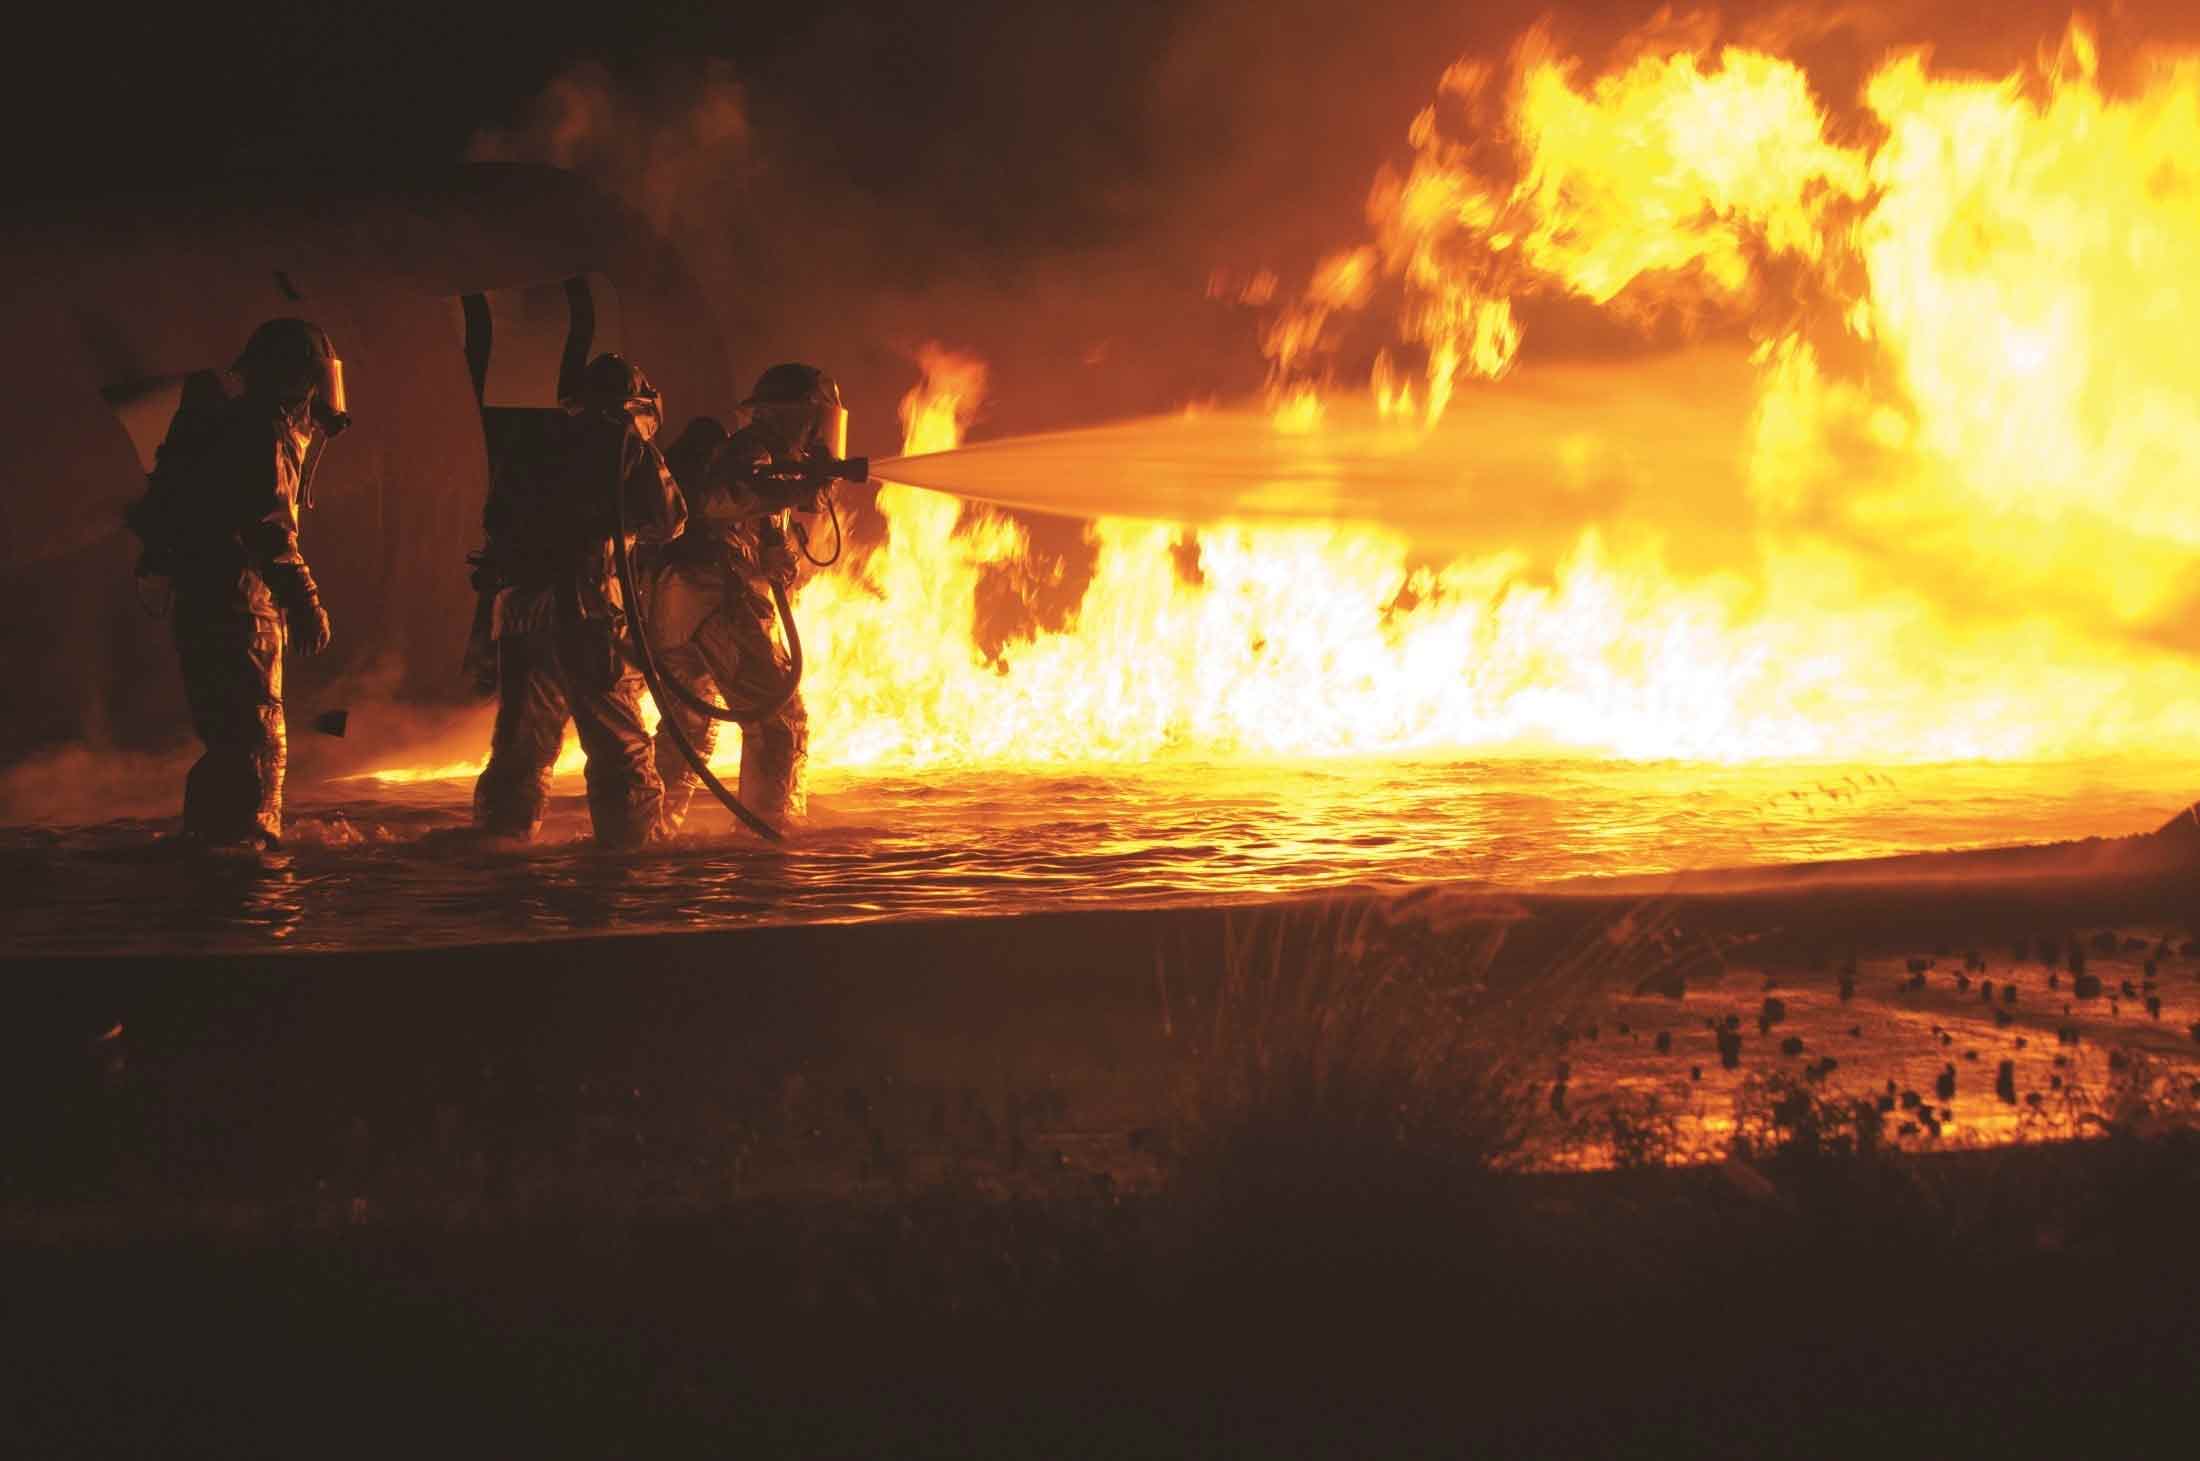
796, 14, 2200, 771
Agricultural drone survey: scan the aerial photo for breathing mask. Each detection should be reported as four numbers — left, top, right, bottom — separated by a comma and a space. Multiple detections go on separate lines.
742, 362, 848, 461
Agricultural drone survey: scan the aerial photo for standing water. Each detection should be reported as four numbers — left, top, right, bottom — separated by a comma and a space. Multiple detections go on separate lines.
4, 755, 2193, 958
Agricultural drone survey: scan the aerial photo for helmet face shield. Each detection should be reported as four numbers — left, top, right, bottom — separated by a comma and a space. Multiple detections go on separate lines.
741, 363, 845, 458
751, 402, 814, 453
314, 356, 352, 435
238, 318, 345, 412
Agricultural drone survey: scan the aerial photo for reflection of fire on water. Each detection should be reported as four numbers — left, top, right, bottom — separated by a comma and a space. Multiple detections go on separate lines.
376, 14, 2200, 786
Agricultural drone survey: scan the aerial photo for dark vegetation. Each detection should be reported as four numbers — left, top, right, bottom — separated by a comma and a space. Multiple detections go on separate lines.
8, 907, 2200, 1457
11, 1065, 2194, 1458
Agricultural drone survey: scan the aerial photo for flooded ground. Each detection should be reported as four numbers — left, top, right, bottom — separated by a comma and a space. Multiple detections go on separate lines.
3, 753, 2195, 958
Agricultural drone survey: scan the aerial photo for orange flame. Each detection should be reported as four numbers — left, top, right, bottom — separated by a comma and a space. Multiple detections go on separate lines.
794, 17, 2200, 772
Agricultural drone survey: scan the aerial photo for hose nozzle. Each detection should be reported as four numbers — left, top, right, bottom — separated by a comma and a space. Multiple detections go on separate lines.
747, 454, 873, 509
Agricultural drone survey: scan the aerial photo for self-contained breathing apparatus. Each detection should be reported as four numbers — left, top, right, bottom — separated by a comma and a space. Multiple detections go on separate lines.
594, 359, 867, 842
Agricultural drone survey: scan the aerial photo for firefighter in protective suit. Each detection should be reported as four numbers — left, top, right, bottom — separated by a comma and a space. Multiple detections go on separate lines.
127, 318, 346, 848
470, 354, 687, 846
646, 364, 841, 831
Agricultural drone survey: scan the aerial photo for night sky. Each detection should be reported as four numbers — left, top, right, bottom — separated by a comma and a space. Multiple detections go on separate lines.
13, 2, 829, 197
16, 2, 1235, 221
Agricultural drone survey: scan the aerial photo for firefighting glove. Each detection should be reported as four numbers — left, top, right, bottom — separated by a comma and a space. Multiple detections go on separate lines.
289, 595, 333, 656
758, 536, 800, 586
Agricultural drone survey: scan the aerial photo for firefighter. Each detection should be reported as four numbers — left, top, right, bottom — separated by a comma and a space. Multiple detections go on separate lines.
646, 364, 842, 831
127, 318, 346, 848
470, 353, 687, 847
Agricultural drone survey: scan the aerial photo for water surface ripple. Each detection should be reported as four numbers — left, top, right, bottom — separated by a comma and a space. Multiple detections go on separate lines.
4, 757, 2192, 958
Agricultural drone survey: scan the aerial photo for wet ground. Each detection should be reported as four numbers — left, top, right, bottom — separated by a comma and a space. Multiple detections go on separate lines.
4, 754, 2196, 957
1535, 928, 2200, 1165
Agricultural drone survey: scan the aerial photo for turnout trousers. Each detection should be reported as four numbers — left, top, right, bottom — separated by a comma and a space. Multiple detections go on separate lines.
648, 563, 808, 829
472, 616, 664, 847
175, 612, 286, 844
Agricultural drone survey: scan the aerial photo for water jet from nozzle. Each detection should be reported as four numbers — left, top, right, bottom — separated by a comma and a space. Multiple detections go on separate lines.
864, 346, 1758, 566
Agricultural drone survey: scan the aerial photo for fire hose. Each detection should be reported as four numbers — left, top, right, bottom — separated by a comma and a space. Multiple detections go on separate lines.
608, 433, 867, 843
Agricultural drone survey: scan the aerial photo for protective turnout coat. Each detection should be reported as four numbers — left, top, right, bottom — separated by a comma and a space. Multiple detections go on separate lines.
130, 372, 325, 844
471, 413, 686, 847
645, 423, 810, 827
135, 371, 322, 628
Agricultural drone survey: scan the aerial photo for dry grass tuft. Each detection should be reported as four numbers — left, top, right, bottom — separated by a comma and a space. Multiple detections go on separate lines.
1161, 901, 1533, 1285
